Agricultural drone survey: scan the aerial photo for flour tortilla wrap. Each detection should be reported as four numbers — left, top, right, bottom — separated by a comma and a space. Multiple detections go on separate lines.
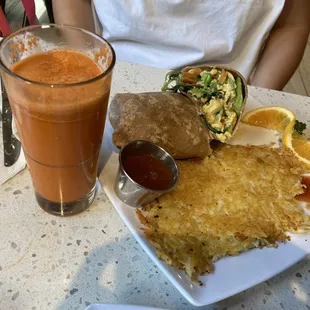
109, 92, 212, 159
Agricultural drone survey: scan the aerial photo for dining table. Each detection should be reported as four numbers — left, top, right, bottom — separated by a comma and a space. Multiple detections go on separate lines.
1, 61, 310, 310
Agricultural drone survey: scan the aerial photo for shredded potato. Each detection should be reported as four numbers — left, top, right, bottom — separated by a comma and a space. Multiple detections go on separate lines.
137, 144, 310, 284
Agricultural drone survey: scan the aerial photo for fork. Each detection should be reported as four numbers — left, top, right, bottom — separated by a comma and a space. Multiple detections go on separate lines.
1, 79, 21, 167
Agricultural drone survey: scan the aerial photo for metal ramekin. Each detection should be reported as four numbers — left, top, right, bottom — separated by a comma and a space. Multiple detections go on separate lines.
114, 140, 179, 208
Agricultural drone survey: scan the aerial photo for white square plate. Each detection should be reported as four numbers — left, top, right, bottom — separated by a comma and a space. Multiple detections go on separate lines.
99, 96, 310, 306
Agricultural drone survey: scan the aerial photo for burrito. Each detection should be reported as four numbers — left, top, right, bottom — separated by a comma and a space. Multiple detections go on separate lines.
162, 65, 248, 143
109, 92, 212, 159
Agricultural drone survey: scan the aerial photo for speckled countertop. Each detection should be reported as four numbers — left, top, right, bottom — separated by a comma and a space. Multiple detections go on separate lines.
1, 62, 310, 310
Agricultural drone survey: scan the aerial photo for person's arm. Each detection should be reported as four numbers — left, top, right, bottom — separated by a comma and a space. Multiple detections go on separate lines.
52, 0, 95, 32
250, 0, 310, 90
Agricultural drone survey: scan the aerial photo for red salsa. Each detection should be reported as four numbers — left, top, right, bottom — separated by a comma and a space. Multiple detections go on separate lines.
123, 154, 174, 191
296, 176, 310, 209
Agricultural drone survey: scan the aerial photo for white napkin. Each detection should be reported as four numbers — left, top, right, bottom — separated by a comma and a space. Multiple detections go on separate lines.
0, 79, 27, 185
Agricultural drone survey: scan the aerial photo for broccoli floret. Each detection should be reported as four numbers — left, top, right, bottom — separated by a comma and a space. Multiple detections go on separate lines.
188, 87, 206, 99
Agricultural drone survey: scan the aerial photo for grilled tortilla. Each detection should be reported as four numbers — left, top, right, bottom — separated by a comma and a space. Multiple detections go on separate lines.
109, 92, 212, 159
137, 144, 310, 284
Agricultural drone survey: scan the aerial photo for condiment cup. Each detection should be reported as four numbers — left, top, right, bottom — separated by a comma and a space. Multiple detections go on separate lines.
114, 140, 179, 208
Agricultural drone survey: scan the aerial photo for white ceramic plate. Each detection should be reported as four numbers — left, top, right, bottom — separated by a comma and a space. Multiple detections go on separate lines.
85, 304, 168, 310
99, 96, 310, 306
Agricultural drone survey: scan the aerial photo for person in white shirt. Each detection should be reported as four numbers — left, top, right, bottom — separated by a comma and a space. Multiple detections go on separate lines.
52, 0, 310, 91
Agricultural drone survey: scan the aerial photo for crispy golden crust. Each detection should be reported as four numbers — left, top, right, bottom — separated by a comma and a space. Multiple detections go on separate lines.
137, 144, 310, 283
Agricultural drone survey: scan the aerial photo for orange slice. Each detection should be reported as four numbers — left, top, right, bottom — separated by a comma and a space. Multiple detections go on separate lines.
241, 106, 296, 132
282, 120, 310, 168
292, 131, 307, 141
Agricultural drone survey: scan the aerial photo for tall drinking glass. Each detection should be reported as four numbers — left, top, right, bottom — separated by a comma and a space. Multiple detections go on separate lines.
0, 25, 115, 216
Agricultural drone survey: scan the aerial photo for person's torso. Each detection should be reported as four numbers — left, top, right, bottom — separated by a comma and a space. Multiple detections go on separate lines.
93, 0, 285, 79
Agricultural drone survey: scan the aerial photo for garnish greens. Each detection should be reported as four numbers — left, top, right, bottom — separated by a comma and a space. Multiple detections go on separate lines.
294, 120, 307, 135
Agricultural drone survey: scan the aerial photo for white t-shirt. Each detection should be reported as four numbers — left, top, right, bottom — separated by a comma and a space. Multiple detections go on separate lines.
93, 0, 284, 80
